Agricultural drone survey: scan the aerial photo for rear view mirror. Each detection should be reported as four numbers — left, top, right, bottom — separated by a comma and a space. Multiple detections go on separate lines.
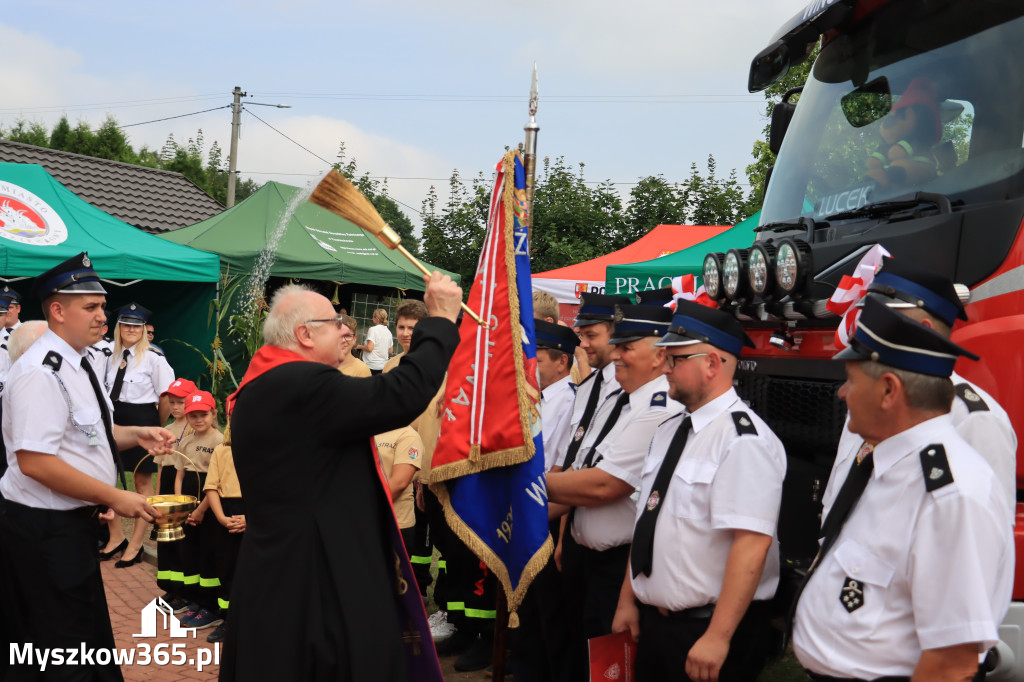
749, 40, 790, 93
770, 87, 803, 155
840, 77, 892, 128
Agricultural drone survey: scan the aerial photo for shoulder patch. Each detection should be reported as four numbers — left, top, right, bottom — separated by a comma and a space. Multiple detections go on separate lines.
732, 412, 758, 436
148, 347, 164, 357
919, 444, 954, 492
650, 391, 667, 407
955, 383, 989, 413
42, 351, 63, 372
569, 382, 578, 395
0, 344, 5, 351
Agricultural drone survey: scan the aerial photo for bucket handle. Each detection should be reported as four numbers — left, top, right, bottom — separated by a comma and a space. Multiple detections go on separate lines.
132, 449, 202, 495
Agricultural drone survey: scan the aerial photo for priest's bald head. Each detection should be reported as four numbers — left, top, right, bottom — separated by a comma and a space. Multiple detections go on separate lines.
263, 284, 348, 367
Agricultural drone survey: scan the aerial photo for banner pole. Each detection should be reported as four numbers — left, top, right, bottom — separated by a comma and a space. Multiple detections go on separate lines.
492, 590, 510, 682
523, 62, 540, 248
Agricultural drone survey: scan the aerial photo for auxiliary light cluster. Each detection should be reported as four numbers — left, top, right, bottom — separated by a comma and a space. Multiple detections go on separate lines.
702, 237, 813, 303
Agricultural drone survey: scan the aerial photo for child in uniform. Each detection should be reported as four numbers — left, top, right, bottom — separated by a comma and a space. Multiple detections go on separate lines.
153, 378, 197, 612
202, 425, 244, 643
373, 425, 423, 553
178, 391, 224, 630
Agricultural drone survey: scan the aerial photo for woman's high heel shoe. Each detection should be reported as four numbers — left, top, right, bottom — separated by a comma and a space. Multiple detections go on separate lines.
98, 539, 128, 561
114, 547, 144, 568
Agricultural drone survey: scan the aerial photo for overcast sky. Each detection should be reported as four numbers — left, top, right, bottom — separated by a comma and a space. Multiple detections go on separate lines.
2, 0, 808, 225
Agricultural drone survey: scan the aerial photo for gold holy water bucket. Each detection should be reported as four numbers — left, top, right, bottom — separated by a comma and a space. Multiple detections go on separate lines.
134, 451, 201, 542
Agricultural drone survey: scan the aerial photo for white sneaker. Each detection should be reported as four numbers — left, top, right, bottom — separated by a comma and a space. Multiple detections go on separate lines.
429, 611, 456, 640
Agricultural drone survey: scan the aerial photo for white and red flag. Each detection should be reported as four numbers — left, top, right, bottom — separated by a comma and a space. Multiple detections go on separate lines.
826, 244, 891, 349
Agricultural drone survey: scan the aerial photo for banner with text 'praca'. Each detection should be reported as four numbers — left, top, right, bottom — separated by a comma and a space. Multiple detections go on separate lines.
429, 149, 552, 618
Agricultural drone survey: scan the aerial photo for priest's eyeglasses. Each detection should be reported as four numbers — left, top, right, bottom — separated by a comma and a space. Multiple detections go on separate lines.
305, 316, 346, 330
666, 352, 709, 368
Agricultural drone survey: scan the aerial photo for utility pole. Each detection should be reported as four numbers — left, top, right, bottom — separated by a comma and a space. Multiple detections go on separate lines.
225, 88, 290, 209
226, 86, 245, 208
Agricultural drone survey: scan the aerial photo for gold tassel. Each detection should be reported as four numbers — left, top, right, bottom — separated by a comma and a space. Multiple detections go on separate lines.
508, 611, 520, 629
331, 283, 340, 305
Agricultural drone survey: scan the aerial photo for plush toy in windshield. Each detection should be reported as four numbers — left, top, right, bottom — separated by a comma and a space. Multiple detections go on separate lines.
865, 77, 942, 187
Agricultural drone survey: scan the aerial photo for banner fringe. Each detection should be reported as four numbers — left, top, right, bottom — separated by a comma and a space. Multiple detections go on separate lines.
429, 445, 532, 484
431, 479, 554, 617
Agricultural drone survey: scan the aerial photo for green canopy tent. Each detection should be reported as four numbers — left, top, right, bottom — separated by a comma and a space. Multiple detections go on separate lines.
0, 162, 220, 380
161, 181, 459, 288
605, 211, 761, 297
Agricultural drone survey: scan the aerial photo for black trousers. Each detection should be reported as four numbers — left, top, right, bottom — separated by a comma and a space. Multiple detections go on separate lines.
0, 500, 123, 681
423, 487, 451, 612
155, 465, 183, 595
215, 498, 246, 616
560, 537, 631, 682
408, 493, 434, 597
635, 600, 775, 682
508, 556, 573, 682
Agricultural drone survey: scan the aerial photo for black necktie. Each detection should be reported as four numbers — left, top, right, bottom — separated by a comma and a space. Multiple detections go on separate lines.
788, 446, 874, 633
82, 357, 128, 491
630, 416, 692, 578
109, 349, 130, 401
562, 369, 603, 470
567, 390, 631, 532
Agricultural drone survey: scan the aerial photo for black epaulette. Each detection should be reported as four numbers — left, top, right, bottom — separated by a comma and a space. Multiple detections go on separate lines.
732, 412, 758, 436
650, 391, 667, 407
148, 347, 164, 357
0, 343, 5, 351
920, 444, 955, 492
569, 382, 578, 395
955, 383, 990, 413
43, 350, 63, 372
576, 371, 597, 388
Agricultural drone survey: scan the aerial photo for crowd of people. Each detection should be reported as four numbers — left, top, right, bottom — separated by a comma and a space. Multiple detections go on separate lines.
0, 251, 1016, 682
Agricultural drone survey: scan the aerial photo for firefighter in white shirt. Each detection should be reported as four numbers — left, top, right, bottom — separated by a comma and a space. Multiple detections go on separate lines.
546, 303, 683, 678
793, 297, 1012, 682
612, 299, 786, 682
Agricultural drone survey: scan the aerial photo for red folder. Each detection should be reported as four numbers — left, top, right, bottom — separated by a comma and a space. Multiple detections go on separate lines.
588, 630, 637, 681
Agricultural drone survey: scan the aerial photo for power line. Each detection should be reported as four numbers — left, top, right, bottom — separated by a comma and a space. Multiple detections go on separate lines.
0, 94, 227, 115
116, 106, 230, 129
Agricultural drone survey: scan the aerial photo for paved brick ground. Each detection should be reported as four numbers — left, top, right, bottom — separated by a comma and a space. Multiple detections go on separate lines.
101, 547, 490, 681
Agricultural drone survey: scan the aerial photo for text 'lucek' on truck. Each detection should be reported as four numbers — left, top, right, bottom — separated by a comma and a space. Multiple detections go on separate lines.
699, 0, 1024, 678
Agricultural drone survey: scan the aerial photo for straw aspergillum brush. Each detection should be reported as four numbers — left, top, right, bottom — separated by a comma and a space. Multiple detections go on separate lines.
309, 170, 485, 326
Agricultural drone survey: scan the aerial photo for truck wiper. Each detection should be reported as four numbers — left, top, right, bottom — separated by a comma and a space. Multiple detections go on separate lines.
753, 216, 827, 234
825, 191, 952, 222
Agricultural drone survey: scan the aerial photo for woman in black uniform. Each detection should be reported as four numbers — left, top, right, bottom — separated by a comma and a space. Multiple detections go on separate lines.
97, 303, 175, 566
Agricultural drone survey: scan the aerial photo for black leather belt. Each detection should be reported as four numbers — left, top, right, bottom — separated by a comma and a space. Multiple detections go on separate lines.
641, 601, 716, 620
5, 499, 101, 519
805, 672, 909, 682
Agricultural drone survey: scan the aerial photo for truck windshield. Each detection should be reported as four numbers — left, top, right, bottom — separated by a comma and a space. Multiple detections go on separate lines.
760, 0, 1024, 228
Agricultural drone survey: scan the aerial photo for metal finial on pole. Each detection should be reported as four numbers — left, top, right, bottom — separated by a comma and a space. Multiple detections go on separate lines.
523, 62, 540, 247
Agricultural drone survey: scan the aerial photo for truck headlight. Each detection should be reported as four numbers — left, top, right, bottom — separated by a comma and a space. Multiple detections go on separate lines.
775, 238, 812, 296
749, 243, 777, 297
723, 249, 749, 300
703, 253, 724, 300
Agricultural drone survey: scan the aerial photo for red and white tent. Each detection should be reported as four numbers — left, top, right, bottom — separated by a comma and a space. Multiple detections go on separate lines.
532, 224, 730, 322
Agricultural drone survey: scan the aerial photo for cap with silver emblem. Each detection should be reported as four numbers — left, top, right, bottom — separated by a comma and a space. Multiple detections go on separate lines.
608, 304, 672, 345
32, 252, 107, 300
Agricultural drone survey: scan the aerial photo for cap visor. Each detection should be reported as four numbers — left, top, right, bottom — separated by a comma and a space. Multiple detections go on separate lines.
655, 332, 702, 348
56, 282, 107, 295
833, 345, 872, 361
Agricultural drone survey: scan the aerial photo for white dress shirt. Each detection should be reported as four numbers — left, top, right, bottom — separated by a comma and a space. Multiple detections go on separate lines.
103, 343, 174, 404
631, 388, 786, 610
571, 374, 683, 551
553, 362, 620, 469
1, 329, 117, 509
541, 373, 576, 471
824, 372, 1017, 528
794, 415, 1013, 679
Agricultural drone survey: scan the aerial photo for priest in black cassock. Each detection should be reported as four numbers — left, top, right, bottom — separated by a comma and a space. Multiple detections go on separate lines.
220, 273, 463, 682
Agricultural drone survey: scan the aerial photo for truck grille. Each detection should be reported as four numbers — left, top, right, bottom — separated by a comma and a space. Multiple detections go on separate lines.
735, 372, 847, 466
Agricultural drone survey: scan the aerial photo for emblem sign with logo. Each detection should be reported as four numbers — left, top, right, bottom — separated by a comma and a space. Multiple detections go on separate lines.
646, 491, 660, 511
0, 181, 69, 246
840, 576, 865, 613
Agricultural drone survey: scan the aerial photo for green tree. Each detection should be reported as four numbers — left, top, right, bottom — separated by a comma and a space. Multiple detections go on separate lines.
49, 117, 72, 150
3, 119, 50, 147
680, 156, 752, 226
620, 175, 687, 245
420, 168, 489, 286
93, 116, 137, 163
530, 156, 623, 272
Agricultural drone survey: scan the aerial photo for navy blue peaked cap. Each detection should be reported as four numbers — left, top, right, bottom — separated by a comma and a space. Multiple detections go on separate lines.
656, 299, 755, 356
634, 287, 674, 306
609, 304, 672, 344
835, 296, 977, 376
866, 257, 966, 326
33, 252, 106, 300
574, 293, 630, 327
117, 303, 151, 326
535, 319, 580, 354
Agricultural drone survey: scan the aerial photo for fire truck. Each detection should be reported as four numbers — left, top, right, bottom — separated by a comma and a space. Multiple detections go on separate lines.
702, 0, 1024, 677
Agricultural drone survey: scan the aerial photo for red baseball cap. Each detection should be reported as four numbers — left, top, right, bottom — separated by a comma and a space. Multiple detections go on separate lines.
184, 391, 216, 414
162, 378, 199, 398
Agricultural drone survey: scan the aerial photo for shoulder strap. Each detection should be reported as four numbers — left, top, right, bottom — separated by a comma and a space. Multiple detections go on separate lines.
42, 350, 63, 372
920, 444, 955, 492
732, 411, 758, 436
954, 383, 990, 413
